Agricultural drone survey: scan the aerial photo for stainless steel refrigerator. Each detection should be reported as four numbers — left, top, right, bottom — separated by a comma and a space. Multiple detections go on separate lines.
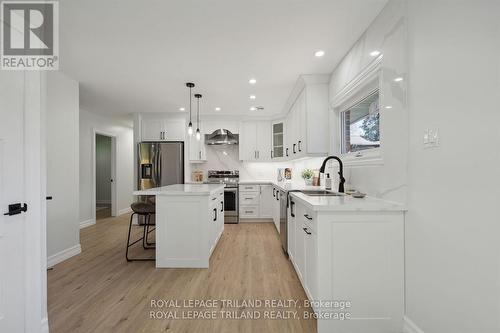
138, 142, 184, 191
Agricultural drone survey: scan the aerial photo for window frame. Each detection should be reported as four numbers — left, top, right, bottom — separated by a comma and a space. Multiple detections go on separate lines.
330, 58, 383, 167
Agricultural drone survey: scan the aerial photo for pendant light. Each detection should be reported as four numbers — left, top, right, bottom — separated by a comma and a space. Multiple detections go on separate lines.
186, 82, 195, 136
194, 93, 202, 140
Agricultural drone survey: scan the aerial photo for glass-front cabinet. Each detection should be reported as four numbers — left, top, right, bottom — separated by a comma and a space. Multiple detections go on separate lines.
272, 121, 284, 159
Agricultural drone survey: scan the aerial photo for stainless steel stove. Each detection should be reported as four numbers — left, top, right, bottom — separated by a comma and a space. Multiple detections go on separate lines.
207, 170, 239, 223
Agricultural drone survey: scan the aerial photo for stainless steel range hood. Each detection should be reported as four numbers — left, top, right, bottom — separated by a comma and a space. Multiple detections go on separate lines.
205, 129, 239, 145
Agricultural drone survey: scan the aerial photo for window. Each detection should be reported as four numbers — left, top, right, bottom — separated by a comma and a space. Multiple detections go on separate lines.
340, 90, 380, 155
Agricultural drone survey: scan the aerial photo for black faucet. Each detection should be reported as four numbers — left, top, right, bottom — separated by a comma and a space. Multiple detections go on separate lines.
319, 156, 345, 193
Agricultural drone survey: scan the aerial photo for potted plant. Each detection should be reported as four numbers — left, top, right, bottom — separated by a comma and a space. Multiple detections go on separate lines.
301, 168, 314, 185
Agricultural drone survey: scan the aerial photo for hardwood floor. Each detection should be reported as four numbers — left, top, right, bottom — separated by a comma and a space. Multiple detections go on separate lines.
48, 214, 316, 333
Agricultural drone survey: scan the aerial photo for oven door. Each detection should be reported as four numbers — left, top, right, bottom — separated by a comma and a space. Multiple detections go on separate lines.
224, 187, 239, 224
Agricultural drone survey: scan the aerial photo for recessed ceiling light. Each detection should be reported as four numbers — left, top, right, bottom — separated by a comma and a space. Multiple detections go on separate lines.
394, 77, 403, 82
385, 105, 393, 109
215, 107, 221, 111
249, 95, 256, 100
249, 78, 257, 85
370, 50, 381, 57
179, 107, 185, 111
250, 106, 257, 111
314, 50, 325, 57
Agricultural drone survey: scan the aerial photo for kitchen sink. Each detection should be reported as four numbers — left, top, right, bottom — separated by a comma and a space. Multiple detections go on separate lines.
300, 190, 346, 196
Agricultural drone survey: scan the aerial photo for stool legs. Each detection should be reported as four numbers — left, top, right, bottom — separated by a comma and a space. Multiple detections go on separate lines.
126, 213, 155, 262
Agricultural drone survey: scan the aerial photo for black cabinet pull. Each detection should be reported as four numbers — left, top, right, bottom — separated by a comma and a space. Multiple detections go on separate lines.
298, 140, 302, 152
303, 227, 312, 235
213, 208, 217, 221
304, 214, 313, 220
221, 201, 224, 212
273, 188, 275, 197
290, 200, 295, 217
46, 196, 53, 200
293, 143, 296, 154
286, 148, 289, 157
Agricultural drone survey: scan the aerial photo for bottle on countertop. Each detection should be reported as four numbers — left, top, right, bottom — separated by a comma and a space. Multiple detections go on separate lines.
325, 173, 332, 190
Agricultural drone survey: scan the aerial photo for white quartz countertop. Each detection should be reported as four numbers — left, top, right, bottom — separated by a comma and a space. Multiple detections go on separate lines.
133, 184, 225, 196
290, 191, 406, 212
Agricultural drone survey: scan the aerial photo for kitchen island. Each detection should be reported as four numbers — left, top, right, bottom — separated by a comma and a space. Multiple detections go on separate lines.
133, 184, 225, 268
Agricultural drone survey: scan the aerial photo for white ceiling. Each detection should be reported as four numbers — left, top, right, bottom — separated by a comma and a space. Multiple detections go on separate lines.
59, 0, 387, 117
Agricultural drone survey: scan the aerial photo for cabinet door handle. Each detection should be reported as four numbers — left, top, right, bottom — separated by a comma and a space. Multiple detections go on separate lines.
160, 132, 163, 140
213, 208, 217, 221
273, 188, 275, 197
257, 151, 260, 159
298, 140, 302, 152
290, 201, 295, 217
303, 227, 312, 235
304, 214, 313, 220
221, 201, 224, 212
286, 148, 289, 157
293, 143, 296, 154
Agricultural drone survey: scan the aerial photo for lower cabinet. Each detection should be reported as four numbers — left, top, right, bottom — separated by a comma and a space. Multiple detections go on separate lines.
288, 194, 405, 333
272, 186, 281, 232
209, 191, 224, 255
239, 184, 273, 220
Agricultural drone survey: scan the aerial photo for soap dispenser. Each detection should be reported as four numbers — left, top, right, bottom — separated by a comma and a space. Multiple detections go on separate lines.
325, 173, 332, 190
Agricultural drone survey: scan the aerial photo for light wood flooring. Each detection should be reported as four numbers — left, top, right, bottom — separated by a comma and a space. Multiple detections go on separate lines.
47, 213, 316, 333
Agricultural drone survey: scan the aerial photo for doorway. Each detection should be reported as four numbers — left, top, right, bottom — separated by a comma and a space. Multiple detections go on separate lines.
93, 131, 117, 221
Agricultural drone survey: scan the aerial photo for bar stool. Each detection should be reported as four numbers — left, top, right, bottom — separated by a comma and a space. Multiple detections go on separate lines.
125, 202, 156, 261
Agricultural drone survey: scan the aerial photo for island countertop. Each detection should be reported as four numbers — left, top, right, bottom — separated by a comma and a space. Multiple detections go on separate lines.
133, 184, 225, 196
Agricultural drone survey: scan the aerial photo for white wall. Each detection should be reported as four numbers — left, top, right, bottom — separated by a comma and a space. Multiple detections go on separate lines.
405, 1, 500, 332
328, 1, 500, 332
329, 0, 408, 203
95, 134, 112, 203
80, 109, 134, 223
46, 71, 80, 258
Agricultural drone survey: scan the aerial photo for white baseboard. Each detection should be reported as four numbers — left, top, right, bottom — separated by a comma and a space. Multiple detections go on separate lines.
404, 316, 425, 333
80, 218, 96, 229
239, 218, 273, 223
118, 207, 132, 216
47, 244, 81, 268
41, 317, 49, 333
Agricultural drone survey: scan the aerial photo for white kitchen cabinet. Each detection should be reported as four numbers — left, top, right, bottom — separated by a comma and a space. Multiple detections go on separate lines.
239, 121, 271, 161
239, 184, 273, 220
272, 186, 281, 232
271, 121, 284, 159
287, 195, 296, 258
141, 118, 185, 141
188, 133, 206, 162
259, 185, 273, 218
288, 195, 405, 333
209, 190, 224, 256
283, 75, 330, 160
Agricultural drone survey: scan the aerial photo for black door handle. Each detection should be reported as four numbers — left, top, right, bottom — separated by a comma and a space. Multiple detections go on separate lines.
221, 201, 224, 212
46, 196, 53, 200
290, 201, 295, 217
298, 141, 302, 152
213, 208, 217, 221
286, 148, 289, 157
4, 203, 28, 216
293, 144, 296, 154
303, 227, 312, 235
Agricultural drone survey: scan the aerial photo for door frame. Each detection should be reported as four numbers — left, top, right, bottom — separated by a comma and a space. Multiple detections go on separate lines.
92, 129, 118, 222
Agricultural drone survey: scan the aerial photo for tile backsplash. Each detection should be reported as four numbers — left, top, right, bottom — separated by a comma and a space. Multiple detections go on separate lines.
189, 144, 330, 184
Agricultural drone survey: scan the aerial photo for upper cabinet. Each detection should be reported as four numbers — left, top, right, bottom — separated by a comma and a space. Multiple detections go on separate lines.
239, 121, 271, 161
188, 133, 206, 163
282, 75, 330, 159
141, 118, 185, 141
272, 121, 284, 159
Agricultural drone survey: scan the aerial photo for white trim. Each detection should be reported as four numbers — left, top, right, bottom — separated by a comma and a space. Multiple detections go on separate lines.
404, 316, 425, 333
80, 218, 96, 229
47, 244, 82, 268
41, 317, 49, 333
92, 129, 118, 224
340, 148, 384, 167
330, 55, 382, 108
118, 207, 132, 216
